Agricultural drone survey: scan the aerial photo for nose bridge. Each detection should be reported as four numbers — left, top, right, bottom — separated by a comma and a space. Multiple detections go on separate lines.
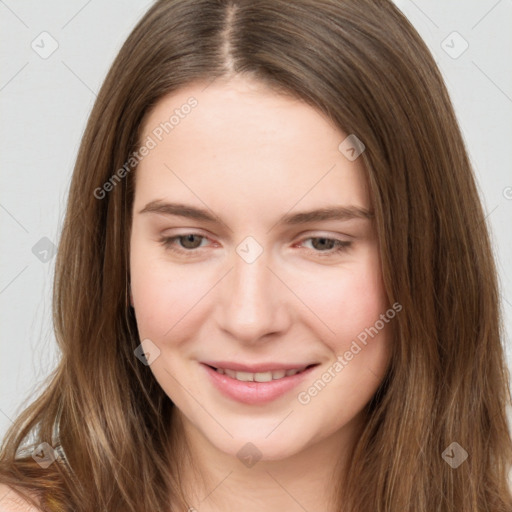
217, 241, 287, 342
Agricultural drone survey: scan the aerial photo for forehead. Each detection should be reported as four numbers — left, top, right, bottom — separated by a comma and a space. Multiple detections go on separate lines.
134, 76, 370, 221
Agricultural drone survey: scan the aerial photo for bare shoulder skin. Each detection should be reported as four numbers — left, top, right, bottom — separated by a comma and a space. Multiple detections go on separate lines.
0, 484, 42, 512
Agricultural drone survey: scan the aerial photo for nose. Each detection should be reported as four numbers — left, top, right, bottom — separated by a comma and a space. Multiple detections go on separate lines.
216, 247, 292, 344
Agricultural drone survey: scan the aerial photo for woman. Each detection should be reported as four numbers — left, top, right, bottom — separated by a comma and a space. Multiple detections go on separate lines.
1, 0, 511, 511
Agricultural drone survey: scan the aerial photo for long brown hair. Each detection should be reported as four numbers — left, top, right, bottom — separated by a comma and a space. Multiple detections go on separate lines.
1, 0, 511, 510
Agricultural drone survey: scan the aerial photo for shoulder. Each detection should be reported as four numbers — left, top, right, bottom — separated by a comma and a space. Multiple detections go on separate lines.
0, 484, 42, 511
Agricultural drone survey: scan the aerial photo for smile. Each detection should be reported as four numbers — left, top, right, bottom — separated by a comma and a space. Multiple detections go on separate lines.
202, 363, 319, 405
211, 366, 310, 382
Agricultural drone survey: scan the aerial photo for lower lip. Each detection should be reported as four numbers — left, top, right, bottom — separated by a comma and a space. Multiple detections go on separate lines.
201, 363, 317, 405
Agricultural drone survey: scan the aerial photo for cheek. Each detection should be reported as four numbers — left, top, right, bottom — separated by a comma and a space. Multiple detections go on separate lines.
130, 241, 219, 342
295, 262, 393, 420
294, 247, 389, 352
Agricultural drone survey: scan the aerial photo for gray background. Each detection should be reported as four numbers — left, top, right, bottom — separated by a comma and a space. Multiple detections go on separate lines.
1, 0, 511, 441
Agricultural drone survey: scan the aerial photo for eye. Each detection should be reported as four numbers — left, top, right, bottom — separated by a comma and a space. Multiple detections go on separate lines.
299, 237, 352, 257
159, 234, 210, 253
159, 234, 352, 258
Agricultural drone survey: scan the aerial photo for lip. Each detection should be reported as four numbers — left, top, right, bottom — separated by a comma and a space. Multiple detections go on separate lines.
201, 361, 316, 373
201, 362, 318, 405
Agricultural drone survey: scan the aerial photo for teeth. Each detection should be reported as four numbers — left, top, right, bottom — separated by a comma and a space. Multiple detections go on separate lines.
254, 372, 273, 382
236, 371, 256, 382
272, 369, 286, 379
215, 367, 306, 381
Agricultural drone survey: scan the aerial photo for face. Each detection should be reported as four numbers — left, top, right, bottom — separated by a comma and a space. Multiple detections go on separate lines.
130, 75, 394, 462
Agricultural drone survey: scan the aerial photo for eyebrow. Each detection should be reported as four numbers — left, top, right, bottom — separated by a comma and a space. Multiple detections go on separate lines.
138, 200, 373, 225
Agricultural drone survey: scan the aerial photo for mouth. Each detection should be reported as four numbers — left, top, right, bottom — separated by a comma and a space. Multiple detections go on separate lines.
205, 364, 318, 382
201, 362, 320, 405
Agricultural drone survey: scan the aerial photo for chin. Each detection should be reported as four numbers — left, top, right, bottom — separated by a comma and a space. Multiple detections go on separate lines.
211, 427, 311, 463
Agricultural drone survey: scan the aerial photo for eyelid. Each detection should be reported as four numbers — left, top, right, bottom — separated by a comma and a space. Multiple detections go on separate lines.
159, 228, 354, 241
294, 229, 355, 240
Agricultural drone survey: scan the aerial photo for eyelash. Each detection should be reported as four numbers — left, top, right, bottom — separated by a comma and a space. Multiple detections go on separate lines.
158, 234, 352, 258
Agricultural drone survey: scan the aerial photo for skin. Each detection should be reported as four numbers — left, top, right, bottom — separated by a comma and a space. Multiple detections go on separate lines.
0, 485, 41, 512
129, 75, 394, 512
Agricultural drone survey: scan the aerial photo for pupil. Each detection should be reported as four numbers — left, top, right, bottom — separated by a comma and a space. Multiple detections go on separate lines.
182, 235, 201, 249
313, 237, 334, 250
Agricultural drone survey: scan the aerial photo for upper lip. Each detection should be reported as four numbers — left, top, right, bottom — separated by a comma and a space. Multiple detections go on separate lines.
202, 361, 319, 373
